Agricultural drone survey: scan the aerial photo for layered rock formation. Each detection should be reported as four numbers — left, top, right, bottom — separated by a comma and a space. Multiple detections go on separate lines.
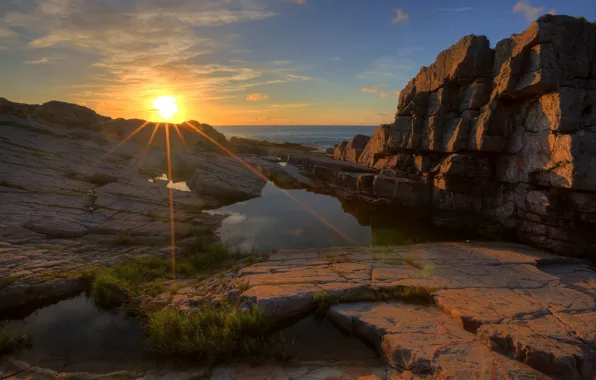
334, 15, 596, 257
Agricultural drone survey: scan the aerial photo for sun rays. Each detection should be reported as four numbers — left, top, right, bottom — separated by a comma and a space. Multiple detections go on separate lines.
98, 118, 356, 276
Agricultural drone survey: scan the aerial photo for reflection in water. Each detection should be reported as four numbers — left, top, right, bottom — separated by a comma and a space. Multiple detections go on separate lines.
4, 295, 152, 373
147, 173, 191, 192
208, 183, 370, 251
280, 315, 378, 362
209, 182, 472, 251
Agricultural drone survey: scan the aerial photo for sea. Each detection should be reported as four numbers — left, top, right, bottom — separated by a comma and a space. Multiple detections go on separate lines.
215, 126, 377, 150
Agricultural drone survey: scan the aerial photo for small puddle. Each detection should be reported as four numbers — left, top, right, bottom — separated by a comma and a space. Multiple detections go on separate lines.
279, 315, 378, 363
148, 173, 191, 192
208, 182, 473, 251
3, 294, 154, 374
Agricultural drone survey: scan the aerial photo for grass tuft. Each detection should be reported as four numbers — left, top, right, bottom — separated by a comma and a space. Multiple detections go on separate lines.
112, 232, 138, 246
313, 285, 438, 312
145, 305, 291, 365
84, 231, 251, 309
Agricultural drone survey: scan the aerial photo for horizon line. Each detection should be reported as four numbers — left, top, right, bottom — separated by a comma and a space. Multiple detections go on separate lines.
213, 124, 378, 127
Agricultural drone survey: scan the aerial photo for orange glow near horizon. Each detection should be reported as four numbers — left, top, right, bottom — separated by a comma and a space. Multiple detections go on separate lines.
153, 96, 179, 121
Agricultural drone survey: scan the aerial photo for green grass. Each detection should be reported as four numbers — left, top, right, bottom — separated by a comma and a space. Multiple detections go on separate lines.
313, 285, 438, 313
0, 277, 17, 291
84, 233, 251, 309
146, 305, 292, 365
112, 232, 139, 246
84, 256, 170, 308
0, 325, 31, 356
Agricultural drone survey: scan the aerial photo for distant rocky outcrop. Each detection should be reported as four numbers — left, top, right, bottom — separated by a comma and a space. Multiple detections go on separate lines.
333, 134, 370, 163
332, 15, 596, 257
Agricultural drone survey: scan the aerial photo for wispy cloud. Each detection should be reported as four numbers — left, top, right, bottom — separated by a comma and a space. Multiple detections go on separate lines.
247, 93, 269, 101
289, 0, 307, 4
396, 46, 424, 57
362, 85, 383, 93
287, 74, 311, 80
268, 103, 309, 108
25, 57, 50, 64
1, 0, 295, 119
359, 57, 416, 79
435, 7, 472, 12
381, 91, 400, 98
392, 9, 409, 24
512, 1, 556, 21
272, 60, 290, 65
332, 57, 342, 61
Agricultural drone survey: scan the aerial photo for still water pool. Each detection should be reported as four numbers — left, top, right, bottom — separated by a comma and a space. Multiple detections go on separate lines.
208, 182, 471, 251
3, 295, 153, 373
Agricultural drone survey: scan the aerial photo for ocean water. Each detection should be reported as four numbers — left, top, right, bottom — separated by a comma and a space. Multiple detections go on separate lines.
215, 125, 377, 149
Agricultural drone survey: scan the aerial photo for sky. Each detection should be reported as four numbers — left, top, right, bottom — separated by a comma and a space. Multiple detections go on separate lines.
0, 0, 594, 126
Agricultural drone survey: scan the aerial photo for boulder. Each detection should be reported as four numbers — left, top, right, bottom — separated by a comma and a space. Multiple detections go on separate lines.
343, 134, 370, 163
187, 154, 267, 201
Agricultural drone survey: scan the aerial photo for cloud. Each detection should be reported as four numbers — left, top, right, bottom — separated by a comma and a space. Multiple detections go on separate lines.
289, 0, 307, 4
381, 91, 400, 98
392, 9, 408, 24
287, 74, 311, 80
247, 93, 269, 101
268, 103, 309, 108
396, 46, 424, 57
362, 85, 382, 93
0, 26, 16, 39
1, 0, 301, 118
271, 60, 290, 65
25, 57, 50, 64
435, 7, 472, 12
332, 57, 342, 61
359, 57, 416, 79
512, 1, 555, 21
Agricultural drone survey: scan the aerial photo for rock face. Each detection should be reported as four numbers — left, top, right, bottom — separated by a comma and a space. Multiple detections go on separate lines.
187, 154, 267, 200
334, 135, 371, 163
335, 16, 596, 258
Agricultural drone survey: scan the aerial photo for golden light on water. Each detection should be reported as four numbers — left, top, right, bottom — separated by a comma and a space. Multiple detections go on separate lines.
153, 96, 179, 121
97, 117, 356, 277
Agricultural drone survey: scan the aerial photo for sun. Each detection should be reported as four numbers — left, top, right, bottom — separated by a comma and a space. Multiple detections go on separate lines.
153, 96, 179, 121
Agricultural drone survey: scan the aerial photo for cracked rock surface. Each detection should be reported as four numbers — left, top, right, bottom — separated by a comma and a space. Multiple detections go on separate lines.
236, 242, 596, 378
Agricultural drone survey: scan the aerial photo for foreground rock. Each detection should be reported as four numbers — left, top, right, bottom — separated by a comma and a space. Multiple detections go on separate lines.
0, 357, 389, 380
236, 241, 596, 378
0, 102, 255, 309
322, 15, 596, 258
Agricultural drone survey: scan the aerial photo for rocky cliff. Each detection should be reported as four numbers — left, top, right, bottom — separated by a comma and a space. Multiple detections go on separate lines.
334, 15, 596, 257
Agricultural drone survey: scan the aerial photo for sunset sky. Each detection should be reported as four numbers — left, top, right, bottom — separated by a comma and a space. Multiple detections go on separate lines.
1, 0, 594, 125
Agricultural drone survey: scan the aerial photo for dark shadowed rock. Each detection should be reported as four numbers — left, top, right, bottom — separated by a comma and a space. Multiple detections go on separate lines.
328, 16, 596, 258
187, 154, 267, 201
34, 101, 110, 131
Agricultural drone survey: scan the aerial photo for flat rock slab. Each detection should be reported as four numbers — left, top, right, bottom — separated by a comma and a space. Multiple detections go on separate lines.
478, 321, 591, 379
237, 242, 596, 378
328, 302, 548, 379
